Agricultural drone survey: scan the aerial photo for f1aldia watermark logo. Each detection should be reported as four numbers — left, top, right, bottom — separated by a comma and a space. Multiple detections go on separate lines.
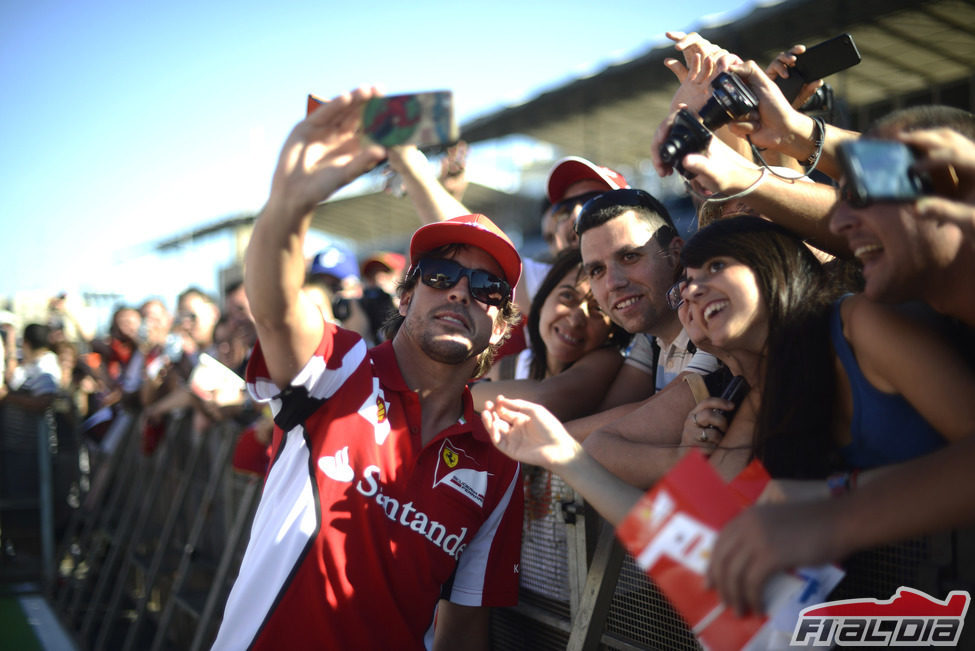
791, 586, 970, 647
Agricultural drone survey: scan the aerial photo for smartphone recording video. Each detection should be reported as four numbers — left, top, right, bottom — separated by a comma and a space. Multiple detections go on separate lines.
306, 90, 458, 151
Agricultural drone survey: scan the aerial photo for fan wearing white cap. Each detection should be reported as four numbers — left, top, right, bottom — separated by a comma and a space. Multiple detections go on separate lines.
215, 88, 524, 651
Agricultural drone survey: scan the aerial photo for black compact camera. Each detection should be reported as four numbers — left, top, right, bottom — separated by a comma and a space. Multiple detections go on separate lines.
659, 71, 759, 176
800, 83, 833, 114
659, 108, 713, 177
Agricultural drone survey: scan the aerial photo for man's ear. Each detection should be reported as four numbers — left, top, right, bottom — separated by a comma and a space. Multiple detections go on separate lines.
667, 236, 684, 266
398, 289, 412, 316
489, 313, 509, 347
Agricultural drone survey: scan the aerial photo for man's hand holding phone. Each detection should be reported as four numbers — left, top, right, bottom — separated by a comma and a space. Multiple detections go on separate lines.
277, 88, 386, 219
770, 34, 861, 107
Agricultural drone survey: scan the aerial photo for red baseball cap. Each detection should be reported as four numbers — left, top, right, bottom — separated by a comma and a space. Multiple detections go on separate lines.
546, 156, 629, 203
409, 214, 522, 289
361, 251, 406, 278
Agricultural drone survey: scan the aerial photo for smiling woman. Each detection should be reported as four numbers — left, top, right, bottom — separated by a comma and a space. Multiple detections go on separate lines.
526, 248, 631, 381
470, 248, 631, 421
676, 215, 975, 481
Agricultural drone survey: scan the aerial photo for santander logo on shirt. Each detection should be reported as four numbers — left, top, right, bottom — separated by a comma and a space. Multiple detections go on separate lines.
318, 447, 470, 560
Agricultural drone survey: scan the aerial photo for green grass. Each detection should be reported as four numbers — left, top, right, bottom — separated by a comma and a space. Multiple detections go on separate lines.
0, 596, 43, 651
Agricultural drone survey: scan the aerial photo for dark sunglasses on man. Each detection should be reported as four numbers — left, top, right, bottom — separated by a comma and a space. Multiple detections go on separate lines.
548, 191, 604, 224
410, 257, 511, 307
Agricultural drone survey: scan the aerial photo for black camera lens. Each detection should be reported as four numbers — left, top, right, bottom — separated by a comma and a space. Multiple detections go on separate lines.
659, 72, 757, 177
799, 83, 833, 114
698, 72, 759, 130
658, 108, 713, 177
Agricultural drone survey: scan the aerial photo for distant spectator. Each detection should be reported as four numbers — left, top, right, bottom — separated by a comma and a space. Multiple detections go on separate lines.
46, 292, 96, 348
361, 251, 406, 299
139, 298, 173, 352
1, 323, 59, 412
53, 340, 94, 421
360, 251, 405, 343
0, 323, 60, 558
82, 306, 144, 451
90, 306, 143, 402
307, 243, 374, 344
223, 279, 255, 332
175, 287, 220, 364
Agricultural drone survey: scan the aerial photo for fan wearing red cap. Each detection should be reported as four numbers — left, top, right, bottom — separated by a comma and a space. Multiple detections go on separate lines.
518, 156, 629, 320
542, 156, 630, 257
218, 88, 524, 651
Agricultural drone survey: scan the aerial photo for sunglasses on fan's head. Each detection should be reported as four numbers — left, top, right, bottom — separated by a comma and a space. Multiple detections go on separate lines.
574, 188, 676, 237
410, 257, 512, 307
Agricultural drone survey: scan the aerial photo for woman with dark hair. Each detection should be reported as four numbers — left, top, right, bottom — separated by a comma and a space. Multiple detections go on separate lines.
480, 216, 975, 523
524, 247, 630, 381
472, 247, 630, 419
679, 216, 975, 479
673, 216, 841, 478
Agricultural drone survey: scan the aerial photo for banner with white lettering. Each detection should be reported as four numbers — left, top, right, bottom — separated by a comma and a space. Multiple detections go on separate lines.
616, 451, 844, 651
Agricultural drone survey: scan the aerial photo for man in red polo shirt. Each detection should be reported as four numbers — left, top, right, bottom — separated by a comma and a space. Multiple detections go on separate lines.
213, 88, 524, 650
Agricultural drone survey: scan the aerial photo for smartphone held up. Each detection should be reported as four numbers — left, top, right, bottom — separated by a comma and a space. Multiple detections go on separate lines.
775, 33, 861, 104
307, 90, 458, 151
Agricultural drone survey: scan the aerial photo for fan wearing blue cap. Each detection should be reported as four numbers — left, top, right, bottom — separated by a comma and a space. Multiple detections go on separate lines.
304, 243, 377, 343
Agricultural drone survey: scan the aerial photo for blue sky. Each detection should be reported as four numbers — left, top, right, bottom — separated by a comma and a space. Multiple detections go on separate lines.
0, 0, 756, 313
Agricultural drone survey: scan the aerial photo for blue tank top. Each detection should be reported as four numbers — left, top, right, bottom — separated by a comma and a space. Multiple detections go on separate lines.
831, 298, 945, 469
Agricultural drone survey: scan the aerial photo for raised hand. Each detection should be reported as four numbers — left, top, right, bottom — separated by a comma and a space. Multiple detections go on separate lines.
481, 396, 583, 470
765, 44, 824, 109
664, 31, 743, 114
269, 87, 387, 219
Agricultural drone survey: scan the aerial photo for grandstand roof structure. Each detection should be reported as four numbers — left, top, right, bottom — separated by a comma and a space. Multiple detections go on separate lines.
308, 0, 975, 252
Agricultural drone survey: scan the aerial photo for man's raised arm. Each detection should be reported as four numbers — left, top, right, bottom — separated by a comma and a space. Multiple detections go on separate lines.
245, 87, 385, 388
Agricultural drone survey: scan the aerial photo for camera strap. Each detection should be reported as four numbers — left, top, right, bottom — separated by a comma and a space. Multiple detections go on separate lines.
689, 166, 768, 208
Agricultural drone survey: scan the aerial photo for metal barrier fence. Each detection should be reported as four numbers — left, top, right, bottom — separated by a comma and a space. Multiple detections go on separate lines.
492, 467, 975, 651
3, 404, 974, 649
25, 407, 261, 650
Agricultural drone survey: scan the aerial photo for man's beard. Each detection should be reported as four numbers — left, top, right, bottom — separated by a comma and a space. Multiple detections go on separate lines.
402, 306, 490, 366
422, 334, 480, 365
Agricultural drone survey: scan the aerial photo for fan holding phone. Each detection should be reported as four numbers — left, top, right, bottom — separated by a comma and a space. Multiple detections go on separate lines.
767, 33, 861, 109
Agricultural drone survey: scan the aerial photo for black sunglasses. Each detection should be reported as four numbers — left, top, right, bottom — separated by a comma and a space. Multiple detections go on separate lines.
574, 188, 672, 235
838, 182, 873, 209
666, 277, 687, 311
411, 257, 511, 307
548, 191, 605, 223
